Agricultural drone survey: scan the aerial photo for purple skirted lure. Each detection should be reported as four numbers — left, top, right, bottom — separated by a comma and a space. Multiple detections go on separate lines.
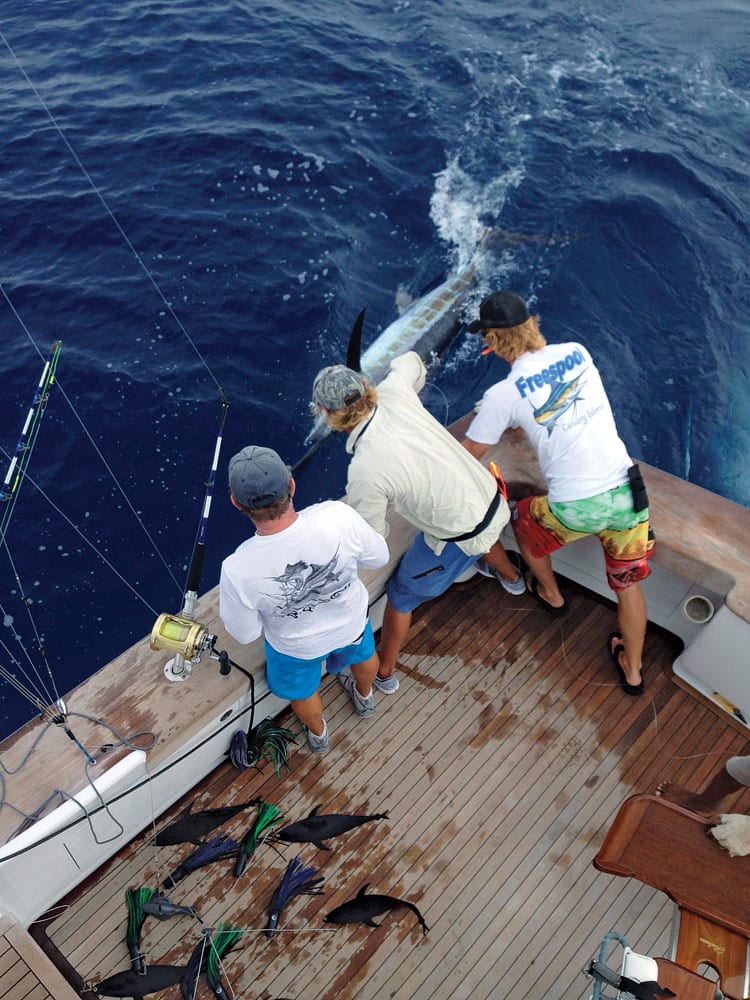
163, 834, 239, 888
265, 855, 324, 938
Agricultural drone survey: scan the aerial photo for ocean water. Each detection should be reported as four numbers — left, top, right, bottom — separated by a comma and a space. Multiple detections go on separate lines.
0, 0, 747, 735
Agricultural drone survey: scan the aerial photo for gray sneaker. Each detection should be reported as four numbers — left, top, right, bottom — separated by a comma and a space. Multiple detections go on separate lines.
476, 550, 526, 596
373, 673, 400, 694
305, 719, 329, 754
337, 670, 375, 718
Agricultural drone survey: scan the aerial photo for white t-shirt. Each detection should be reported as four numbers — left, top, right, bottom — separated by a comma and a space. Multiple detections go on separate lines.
467, 343, 632, 502
345, 352, 509, 557
219, 500, 388, 658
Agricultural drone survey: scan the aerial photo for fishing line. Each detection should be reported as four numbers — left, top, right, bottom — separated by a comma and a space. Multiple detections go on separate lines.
0, 284, 184, 599
0, 444, 163, 616
0, 549, 65, 708
423, 379, 450, 426
0, 29, 223, 394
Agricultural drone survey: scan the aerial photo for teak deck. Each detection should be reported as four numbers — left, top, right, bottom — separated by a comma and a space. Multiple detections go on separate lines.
31, 575, 750, 1000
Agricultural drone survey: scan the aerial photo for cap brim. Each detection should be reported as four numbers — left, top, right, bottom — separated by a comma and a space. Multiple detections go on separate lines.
467, 319, 484, 334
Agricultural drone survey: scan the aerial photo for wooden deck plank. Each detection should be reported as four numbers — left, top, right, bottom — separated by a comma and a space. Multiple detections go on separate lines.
35, 579, 749, 1000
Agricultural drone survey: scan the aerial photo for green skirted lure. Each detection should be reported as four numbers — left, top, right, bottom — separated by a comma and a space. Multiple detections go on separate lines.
233, 801, 283, 877
178, 923, 244, 1000
229, 718, 298, 776
206, 923, 244, 999
125, 886, 156, 973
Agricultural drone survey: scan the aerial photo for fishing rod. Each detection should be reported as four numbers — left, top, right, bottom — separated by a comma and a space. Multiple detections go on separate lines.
0, 340, 62, 545
148, 389, 256, 687
149, 388, 230, 682
0, 342, 97, 763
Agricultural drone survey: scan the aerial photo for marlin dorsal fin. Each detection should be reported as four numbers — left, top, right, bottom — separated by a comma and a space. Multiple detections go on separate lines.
308, 805, 321, 818
346, 308, 366, 373
357, 884, 370, 897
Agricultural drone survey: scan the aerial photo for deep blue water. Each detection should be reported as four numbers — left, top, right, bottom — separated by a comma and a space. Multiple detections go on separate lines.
0, 0, 747, 735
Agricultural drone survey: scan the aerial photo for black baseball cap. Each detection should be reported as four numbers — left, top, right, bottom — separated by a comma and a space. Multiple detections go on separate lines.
467, 291, 530, 333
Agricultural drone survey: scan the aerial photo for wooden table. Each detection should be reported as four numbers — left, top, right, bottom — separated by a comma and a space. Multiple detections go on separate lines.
594, 794, 750, 999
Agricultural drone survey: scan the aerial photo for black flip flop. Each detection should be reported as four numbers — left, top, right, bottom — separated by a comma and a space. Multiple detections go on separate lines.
528, 577, 568, 617
607, 632, 644, 696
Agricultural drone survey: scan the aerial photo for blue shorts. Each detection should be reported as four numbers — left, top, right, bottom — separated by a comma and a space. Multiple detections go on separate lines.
264, 621, 376, 701
386, 533, 480, 614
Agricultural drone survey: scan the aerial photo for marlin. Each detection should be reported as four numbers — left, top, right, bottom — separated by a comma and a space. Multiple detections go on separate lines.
277, 806, 389, 851
325, 883, 429, 935
532, 371, 587, 435
297, 263, 477, 465
295, 225, 582, 472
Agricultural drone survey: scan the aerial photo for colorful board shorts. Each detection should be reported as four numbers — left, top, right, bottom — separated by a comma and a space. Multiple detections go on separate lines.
386, 532, 480, 613
264, 620, 376, 701
512, 482, 654, 592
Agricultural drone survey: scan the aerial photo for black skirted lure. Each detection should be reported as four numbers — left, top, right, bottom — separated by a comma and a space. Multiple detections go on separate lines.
277, 805, 389, 851
180, 933, 210, 1000
233, 801, 283, 877
163, 833, 239, 888
325, 884, 429, 935
229, 717, 298, 776
265, 855, 324, 938
153, 797, 260, 846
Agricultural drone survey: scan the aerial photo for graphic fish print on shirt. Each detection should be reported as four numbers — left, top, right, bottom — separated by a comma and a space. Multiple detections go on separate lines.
532, 371, 587, 435
266, 548, 351, 619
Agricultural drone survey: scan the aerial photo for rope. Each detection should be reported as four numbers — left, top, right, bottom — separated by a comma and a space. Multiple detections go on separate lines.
0, 710, 157, 844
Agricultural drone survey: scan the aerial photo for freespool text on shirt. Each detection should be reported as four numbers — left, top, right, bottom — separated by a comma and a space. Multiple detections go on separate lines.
514, 348, 585, 398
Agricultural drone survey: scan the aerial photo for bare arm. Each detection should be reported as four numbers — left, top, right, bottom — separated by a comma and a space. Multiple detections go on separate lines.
462, 438, 491, 461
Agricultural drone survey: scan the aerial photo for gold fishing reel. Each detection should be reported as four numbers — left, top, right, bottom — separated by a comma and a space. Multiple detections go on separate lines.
150, 612, 212, 660
150, 614, 219, 683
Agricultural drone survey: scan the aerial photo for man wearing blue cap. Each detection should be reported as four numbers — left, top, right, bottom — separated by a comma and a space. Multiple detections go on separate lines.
219, 445, 389, 754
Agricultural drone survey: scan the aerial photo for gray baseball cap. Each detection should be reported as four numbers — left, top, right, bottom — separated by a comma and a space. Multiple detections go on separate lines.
228, 446, 291, 509
311, 365, 367, 412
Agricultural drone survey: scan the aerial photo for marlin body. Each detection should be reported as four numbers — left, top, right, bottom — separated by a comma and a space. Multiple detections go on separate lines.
357, 263, 477, 384
301, 263, 477, 451
532, 370, 587, 435
325, 883, 429, 935
277, 806, 389, 850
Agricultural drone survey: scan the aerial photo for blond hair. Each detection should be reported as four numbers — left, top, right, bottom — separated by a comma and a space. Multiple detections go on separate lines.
483, 315, 546, 363
323, 386, 378, 433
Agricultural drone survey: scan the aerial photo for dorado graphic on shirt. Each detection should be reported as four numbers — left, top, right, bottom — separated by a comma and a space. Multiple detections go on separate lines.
532, 371, 587, 435
268, 548, 351, 619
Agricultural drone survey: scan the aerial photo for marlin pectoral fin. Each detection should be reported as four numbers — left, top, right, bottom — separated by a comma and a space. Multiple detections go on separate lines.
313, 839, 331, 851
346, 308, 366, 372
365, 918, 380, 928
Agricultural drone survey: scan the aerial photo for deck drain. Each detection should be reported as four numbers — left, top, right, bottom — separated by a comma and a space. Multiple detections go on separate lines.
682, 594, 715, 624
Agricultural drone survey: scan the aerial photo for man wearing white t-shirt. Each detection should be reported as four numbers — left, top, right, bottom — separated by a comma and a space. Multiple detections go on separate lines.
219, 445, 389, 754
463, 291, 654, 696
